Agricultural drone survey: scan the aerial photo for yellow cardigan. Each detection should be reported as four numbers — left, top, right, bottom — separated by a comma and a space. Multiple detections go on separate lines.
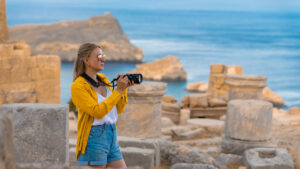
71, 73, 127, 159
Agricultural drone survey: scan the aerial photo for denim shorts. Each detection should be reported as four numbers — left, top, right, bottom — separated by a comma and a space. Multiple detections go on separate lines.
77, 123, 123, 165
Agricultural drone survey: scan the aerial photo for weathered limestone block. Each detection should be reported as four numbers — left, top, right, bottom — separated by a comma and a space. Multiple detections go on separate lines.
225, 100, 273, 141
180, 95, 190, 108
0, 110, 16, 169
121, 147, 154, 169
171, 163, 218, 169
179, 108, 190, 125
35, 55, 61, 69
0, 0, 8, 41
31, 67, 60, 81
188, 118, 224, 135
161, 116, 175, 128
190, 107, 227, 119
0, 68, 11, 84
162, 96, 178, 104
0, 82, 37, 104
35, 80, 61, 103
0, 104, 69, 168
216, 153, 243, 169
13, 43, 31, 57
225, 65, 243, 75
243, 148, 294, 169
163, 125, 195, 139
221, 136, 276, 155
210, 74, 226, 89
198, 146, 220, 158
225, 74, 267, 100
210, 64, 225, 74
162, 111, 179, 124
117, 81, 166, 138
189, 93, 208, 108
162, 102, 180, 112
11, 68, 33, 83
118, 136, 160, 169
175, 137, 222, 148
175, 128, 205, 140
159, 140, 216, 166
69, 147, 76, 167
208, 98, 227, 107
0, 44, 13, 57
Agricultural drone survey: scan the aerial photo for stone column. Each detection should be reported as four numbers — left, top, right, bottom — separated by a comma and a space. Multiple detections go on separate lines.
117, 81, 167, 139
222, 100, 275, 155
0, 103, 69, 168
225, 74, 267, 101
0, 0, 8, 41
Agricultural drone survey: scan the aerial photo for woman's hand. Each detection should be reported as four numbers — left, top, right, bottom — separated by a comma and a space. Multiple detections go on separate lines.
116, 73, 135, 94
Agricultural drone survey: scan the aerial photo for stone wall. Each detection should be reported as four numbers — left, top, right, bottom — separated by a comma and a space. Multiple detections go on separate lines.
0, 43, 60, 105
207, 64, 242, 101
0, 0, 8, 41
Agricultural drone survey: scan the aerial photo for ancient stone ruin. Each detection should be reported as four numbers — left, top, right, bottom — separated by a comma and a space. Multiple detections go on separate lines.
0, 0, 8, 41
0, 104, 69, 169
220, 73, 295, 168
0, 43, 61, 105
117, 81, 167, 139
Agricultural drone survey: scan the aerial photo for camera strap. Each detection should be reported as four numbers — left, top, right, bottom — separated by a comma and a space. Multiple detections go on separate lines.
82, 73, 116, 90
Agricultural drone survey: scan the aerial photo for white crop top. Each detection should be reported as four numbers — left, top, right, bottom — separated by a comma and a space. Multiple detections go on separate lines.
92, 86, 118, 125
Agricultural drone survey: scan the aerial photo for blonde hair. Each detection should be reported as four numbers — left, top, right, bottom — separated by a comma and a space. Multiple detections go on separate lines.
73, 43, 101, 81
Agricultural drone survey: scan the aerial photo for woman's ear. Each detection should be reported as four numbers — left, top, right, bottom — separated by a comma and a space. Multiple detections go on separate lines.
83, 57, 89, 66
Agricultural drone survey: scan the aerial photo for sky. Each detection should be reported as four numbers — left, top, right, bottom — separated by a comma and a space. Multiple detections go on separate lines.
7, 0, 300, 13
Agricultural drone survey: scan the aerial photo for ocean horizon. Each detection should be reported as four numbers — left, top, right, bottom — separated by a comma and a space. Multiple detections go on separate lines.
6, 1, 300, 108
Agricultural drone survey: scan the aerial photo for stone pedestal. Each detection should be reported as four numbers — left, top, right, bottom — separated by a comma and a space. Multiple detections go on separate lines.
222, 100, 274, 155
225, 74, 267, 101
243, 148, 294, 169
0, 103, 69, 168
0, 110, 15, 169
225, 100, 273, 141
117, 81, 167, 139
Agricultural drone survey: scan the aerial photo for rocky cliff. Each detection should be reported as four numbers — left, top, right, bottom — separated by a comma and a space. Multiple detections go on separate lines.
129, 55, 187, 81
9, 13, 143, 62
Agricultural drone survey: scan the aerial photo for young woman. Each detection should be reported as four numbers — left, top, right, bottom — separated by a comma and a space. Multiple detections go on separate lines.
71, 43, 134, 168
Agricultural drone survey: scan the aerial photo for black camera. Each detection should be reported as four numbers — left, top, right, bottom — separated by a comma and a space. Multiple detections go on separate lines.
118, 74, 143, 84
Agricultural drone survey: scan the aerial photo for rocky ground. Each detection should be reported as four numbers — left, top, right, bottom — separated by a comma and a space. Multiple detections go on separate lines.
68, 106, 300, 169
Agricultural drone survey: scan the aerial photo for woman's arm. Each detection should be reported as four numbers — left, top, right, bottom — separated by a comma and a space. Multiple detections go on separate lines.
116, 88, 128, 114
71, 82, 122, 119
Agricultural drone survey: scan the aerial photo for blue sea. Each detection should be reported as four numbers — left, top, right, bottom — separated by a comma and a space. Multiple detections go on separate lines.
6, 0, 300, 108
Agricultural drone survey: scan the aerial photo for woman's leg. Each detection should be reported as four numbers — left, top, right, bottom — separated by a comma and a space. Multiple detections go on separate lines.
87, 164, 107, 168
106, 159, 127, 168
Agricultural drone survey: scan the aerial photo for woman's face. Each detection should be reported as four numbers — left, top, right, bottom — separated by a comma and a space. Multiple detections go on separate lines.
85, 47, 105, 72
